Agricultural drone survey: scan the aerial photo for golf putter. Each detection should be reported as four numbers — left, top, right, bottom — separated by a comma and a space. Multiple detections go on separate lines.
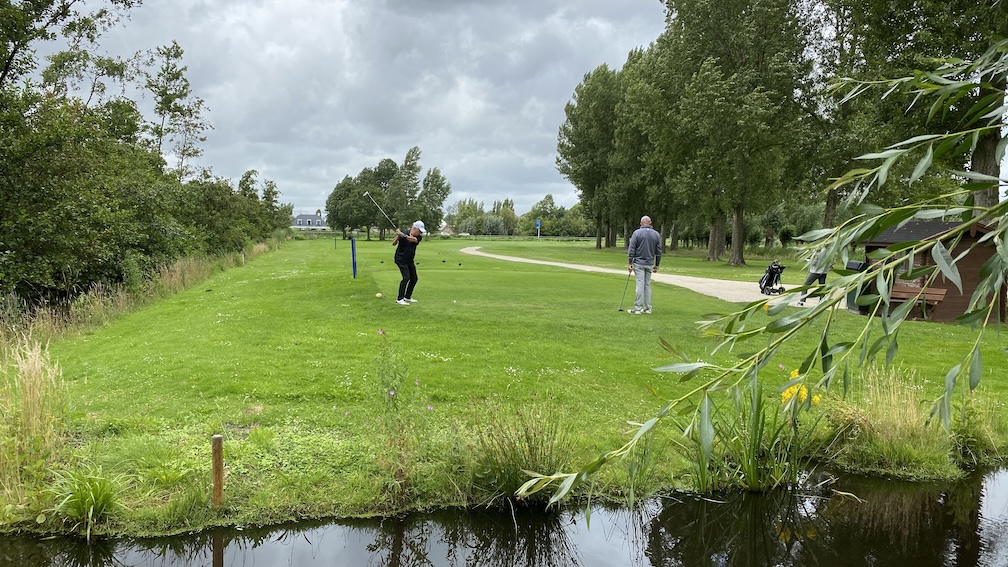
618, 271, 631, 311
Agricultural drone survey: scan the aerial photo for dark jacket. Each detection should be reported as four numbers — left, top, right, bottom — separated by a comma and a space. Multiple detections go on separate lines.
394, 233, 423, 263
627, 225, 662, 267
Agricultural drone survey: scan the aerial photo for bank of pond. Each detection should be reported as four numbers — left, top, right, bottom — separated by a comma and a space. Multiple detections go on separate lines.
4, 468, 1006, 567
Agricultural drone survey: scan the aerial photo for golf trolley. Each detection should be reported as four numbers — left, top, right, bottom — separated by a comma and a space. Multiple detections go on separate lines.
759, 260, 786, 295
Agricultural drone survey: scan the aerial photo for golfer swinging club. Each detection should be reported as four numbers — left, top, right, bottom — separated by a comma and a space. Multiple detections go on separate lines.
392, 220, 426, 305
626, 215, 661, 314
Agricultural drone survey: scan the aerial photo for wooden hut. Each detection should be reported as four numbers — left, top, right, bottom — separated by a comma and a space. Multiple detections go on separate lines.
858, 220, 1006, 322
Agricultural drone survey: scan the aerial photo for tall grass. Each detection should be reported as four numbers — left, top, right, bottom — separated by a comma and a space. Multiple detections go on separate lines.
829, 365, 960, 479
48, 465, 126, 541
672, 381, 831, 493
0, 338, 66, 504
473, 400, 574, 507
0, 239, 284, 346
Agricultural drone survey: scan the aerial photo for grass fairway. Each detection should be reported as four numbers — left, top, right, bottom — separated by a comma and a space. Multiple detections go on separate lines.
32, 237, 1008, 534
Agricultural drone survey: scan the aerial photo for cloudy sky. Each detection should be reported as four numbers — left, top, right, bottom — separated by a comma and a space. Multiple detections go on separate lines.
91, 0, 668, 216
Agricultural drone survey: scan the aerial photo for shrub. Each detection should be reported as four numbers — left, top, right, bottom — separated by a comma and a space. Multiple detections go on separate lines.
473, 399, 574, 507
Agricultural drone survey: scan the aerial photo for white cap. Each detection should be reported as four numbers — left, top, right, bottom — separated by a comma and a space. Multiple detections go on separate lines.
412, 220, 426, 234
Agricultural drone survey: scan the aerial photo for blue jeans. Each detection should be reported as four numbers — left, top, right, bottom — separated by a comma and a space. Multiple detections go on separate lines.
633, 264, 653, 310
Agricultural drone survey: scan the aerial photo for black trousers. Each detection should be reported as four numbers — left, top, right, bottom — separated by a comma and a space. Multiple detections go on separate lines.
800, 272, 827, 300
397, 261, 418, 300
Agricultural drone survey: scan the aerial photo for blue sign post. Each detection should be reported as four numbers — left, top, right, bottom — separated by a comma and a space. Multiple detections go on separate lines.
536, 218, 540, 239
351, 238, 357, 278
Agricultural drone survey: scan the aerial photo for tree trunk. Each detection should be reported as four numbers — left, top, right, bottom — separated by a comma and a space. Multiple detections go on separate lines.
670, 222, 679, 251
624, 218, 632, 250
972, 74, 1005, 215
728, 204, 746, 266
592, 203, 602, 248
823, 187, 838, 228
706, 214, 725, 261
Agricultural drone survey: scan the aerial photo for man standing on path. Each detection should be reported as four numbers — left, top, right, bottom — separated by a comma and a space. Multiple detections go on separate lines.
627, 215, 662, 314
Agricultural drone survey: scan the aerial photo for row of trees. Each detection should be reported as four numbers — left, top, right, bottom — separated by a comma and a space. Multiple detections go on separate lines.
324, 147, 451, 238
557, 0, 1006, 264
442, 195, 597, 237
1, 1, 293, 304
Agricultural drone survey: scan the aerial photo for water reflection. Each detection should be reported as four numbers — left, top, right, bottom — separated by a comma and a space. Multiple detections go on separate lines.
1, 470, 1005, 567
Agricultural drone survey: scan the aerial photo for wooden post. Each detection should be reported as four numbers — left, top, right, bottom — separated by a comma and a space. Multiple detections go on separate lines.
212, 434, 224, 506
213, 531, 224, 567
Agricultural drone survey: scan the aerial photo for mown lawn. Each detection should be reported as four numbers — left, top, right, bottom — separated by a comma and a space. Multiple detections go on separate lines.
22, 237, 1008, 535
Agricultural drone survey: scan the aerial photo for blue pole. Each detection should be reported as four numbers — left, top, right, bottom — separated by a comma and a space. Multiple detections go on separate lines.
351, 237, 357, 278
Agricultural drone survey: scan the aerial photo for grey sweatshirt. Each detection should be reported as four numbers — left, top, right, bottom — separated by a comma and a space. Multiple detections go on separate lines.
627, 225, 662, 267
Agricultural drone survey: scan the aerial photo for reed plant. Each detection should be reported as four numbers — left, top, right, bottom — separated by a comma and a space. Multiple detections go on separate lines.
828, 365, 960, 480
0, 338, 66, 505
473, 399, 574, 507
672, 379, 829, 493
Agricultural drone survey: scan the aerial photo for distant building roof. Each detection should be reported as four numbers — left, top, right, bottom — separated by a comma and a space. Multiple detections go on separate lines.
292, 213, 326, 229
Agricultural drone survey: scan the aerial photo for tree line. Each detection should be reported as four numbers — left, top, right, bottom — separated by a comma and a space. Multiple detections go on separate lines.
324, 147, 451, 239
0, 1, 294, 305
443, 195, 596, 237
556, 0, 1006, 265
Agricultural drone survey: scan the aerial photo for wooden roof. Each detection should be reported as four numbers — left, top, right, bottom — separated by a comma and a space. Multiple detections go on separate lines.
859, 220, 994, 246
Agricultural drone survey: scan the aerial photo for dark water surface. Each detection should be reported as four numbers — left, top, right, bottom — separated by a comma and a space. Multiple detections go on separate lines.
3, 470, 1006, 567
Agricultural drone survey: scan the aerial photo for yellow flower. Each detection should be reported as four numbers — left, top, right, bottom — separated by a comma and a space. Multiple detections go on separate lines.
781, 384, 809, 404
790, 369, 800, 379
812, 395, 822, 406
763, 303, 770, 312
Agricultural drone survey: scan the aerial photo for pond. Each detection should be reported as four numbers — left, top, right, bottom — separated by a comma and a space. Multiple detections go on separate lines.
3, 469, 1006, 566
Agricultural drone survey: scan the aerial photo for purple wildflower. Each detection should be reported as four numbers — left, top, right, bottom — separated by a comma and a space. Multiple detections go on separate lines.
389, 390, 395, 398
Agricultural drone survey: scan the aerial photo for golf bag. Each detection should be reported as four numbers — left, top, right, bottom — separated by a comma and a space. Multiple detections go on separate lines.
759, 260, 786, 295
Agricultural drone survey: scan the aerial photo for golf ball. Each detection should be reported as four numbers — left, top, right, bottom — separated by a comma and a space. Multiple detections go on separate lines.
375, 293, 383, 299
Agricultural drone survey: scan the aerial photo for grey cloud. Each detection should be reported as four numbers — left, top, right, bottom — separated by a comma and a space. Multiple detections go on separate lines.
95, 0, 667, 215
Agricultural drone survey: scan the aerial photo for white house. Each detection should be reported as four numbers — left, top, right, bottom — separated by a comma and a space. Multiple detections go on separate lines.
292, 213, 326, 230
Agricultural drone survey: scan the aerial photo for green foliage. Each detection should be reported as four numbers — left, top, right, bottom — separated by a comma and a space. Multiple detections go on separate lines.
826, 366, 961, 480
0, 5, 293, 308
326, 147, 451, 237
524, 39, 1008, 505
0, 238, 1003, 535
48, 465, 126, 540
474, 400, 574, 507
0, 338, 66, 506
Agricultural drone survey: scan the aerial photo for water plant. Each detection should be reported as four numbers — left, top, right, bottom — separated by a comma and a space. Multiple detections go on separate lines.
475, 399, 574, 507
47, 465, 126, 541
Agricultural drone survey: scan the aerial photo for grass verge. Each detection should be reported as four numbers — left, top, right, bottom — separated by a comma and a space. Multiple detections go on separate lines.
0, 237, 1004, 536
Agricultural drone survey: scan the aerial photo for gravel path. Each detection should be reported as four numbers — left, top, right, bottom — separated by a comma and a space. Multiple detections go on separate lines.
460, 246, 800, 305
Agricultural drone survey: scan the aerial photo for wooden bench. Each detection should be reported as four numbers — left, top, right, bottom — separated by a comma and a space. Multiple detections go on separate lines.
889, 285, 947, 319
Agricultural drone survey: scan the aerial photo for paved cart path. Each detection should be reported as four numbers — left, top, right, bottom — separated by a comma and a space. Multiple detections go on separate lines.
460, 246, 797, 305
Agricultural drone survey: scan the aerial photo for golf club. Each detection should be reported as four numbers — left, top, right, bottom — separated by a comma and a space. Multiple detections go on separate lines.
618, 271, 632, 311
362, 191, 398, 229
